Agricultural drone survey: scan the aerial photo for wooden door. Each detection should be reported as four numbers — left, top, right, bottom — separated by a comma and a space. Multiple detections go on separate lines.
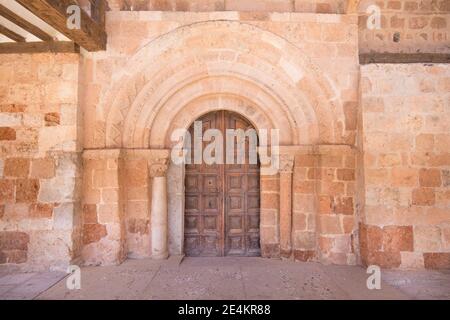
184, 111, 261, 257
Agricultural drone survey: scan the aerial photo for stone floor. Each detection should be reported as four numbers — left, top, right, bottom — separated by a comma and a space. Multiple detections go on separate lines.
0, 257, 449, 300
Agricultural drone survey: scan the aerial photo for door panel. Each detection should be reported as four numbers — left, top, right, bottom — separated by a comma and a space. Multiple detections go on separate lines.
184, 111, 260, 257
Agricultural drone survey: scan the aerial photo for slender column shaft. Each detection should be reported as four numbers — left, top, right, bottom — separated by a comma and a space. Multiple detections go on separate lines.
151, 175, 169, 259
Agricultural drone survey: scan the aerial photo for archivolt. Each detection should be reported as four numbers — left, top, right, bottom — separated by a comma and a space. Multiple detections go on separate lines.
101, 20, 344, 148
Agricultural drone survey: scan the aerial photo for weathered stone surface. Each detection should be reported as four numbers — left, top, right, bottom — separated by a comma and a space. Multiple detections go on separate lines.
83, 224, 107, 245
15, 179, 40, 203
0, 232, 29, 251
261, 244, 280, 258
30, 159, 56, 179
0, 53, 81, 270
412, 188, 436, 206
419, 169, 442, 187
423, 253, 450, 270
0, 179, 15, 204
293, 250, 315, 262
83, 204, 98, 224
128, 218, 150, 234
383, 226, 414, 253
0, 127, 16, 141
53, 203, 75, 230
0, 104, 26, 113
44, 113, 61, 126
29, 203, 53, 219
4, 158, 30, 178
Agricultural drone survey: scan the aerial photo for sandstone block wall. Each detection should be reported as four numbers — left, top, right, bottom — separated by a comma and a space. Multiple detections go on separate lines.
360, 63, 450, 269
1, 2, 449, 271
106, 0, 450, 55
81, 151, 127, 265
0, 53, 83, 271
358, 0, 450, 54
107, 0, 347, 13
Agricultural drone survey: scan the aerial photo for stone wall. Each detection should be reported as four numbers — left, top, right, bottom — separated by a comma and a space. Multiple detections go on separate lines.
358, 0, 450, 54
316, 146, 358, 265
0, 53, 83, 271
360, 63, 450, 269
81, 150, 126, 265
106, 0, 450, 55
107, 0, 347, 13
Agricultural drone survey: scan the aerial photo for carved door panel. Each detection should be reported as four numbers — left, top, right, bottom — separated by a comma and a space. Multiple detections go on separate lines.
184, 112, 224, 257
224, 112, 261, 256
184, 111, 260, 257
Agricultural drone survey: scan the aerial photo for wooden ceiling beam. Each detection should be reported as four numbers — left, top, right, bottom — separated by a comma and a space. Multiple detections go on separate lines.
0, 24, 26, 42
0, 41, 79, 54
0, 4, 53, 41
15, 0, 106, 51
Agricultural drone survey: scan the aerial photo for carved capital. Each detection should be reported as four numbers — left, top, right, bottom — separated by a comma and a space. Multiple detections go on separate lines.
279, 154, 294, 174
149, 158, 169, 177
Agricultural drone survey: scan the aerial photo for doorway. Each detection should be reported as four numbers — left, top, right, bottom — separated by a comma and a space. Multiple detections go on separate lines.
184, 111, 261, 257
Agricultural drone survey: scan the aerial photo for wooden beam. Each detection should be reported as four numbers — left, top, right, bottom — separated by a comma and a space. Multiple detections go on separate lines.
15, 0, 106, 51
346, 0, 360, 14
91, 0, 106, 28
360, 53, 450, 64
0, 25, 26, 42
0, 4, 53, 41
0, 41, 80, 54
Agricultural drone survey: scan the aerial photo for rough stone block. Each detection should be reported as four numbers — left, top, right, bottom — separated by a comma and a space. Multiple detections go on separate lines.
15, 179, 40, 203
4, 158, 30, 178
83, 224, 107, 245
419, 169, 442, 187
423, 253, 450, 269
83, 204, 98, 224
414, 226, 442, 252
383, 226, 414, 253
412, 188, 435, 206
0, 127, 16, 141
0, 179, 15, 204
0, 231, 29, 251
31, 158, 56, 179
29, 203, 53, 219
336, 169, 355, 181
293, 250, 315, 262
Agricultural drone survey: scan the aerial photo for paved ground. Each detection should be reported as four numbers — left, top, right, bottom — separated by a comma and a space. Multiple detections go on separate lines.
0, 266, 65, 300
1, 257, 449, 300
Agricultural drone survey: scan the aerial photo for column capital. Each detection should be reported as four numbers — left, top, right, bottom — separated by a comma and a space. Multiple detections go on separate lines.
149, 159, 169, 177
279, 154, 294, 174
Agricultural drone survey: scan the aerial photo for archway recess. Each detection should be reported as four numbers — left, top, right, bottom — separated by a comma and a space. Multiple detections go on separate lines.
83, 20, 353, 263
99, 20, 346, 149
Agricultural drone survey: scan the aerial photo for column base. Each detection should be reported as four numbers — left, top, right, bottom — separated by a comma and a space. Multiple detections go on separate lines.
152, 251, 169, 260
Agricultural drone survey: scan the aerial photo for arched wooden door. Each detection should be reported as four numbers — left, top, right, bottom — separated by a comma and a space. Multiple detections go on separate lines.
184, 111, 261, 257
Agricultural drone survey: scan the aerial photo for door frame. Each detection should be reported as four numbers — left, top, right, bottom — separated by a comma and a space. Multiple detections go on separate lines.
168, 110, 262, 257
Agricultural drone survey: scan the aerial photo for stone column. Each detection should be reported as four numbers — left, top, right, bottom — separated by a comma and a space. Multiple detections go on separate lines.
148, 155, 170, 259
279, 154, 294, 258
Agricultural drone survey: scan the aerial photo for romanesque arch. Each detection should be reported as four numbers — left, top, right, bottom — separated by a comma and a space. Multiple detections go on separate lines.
82, 20, 355, 264
99, 20, 346, 149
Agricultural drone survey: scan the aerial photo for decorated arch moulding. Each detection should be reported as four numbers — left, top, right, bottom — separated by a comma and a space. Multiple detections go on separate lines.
99, 20, 346, 151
